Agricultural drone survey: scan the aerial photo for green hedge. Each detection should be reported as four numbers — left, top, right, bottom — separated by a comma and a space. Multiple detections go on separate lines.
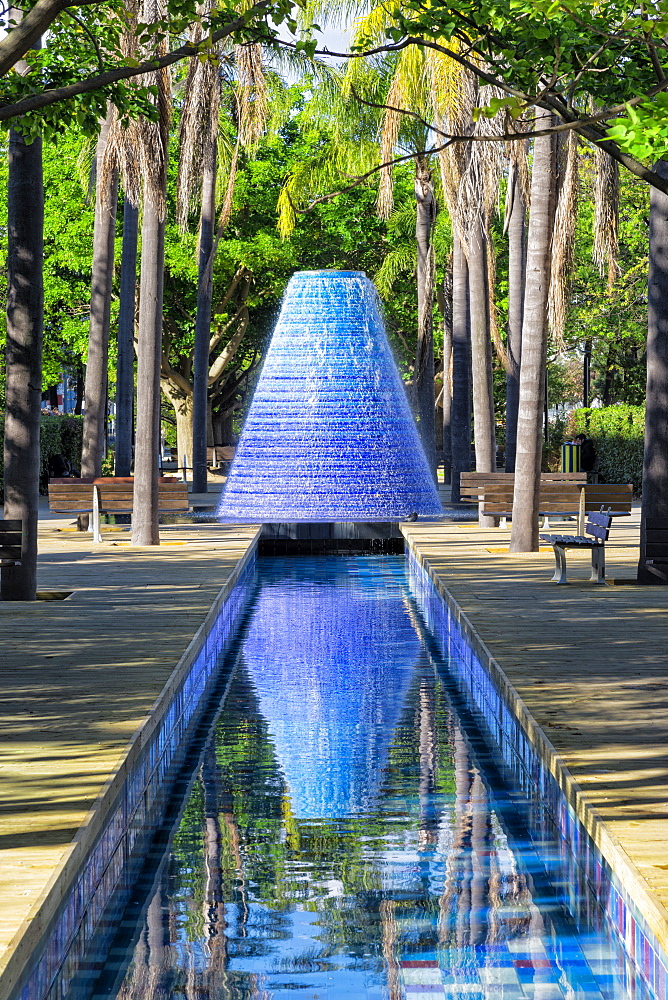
567, 405, 644, 493
0, 414, 84, 500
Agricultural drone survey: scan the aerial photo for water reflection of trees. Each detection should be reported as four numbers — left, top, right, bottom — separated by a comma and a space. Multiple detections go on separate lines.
114, 663, 540, 1000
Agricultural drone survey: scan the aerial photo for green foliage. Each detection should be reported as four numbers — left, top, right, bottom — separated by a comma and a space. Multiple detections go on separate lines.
0, 0, 296, 139
0, 130, 100, 389
0, 415, 83, 500
567, 405, 645, 492
607, 96, 668, 163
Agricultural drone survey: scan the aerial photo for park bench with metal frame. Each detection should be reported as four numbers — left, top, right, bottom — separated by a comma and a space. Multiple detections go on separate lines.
540, 509, 613, 584
48, 477, 189, 543
0, 520, 23, 567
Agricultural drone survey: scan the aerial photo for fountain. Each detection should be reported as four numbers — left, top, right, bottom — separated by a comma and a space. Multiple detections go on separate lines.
217, 270, 442, 522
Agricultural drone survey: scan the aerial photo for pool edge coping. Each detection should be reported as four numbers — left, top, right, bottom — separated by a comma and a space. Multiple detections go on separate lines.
401, 527, 668, 960
0, 526, 262, 1000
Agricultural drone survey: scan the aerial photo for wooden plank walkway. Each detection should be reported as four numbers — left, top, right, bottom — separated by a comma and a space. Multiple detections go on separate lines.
402, 510, 668, 948
0, 509, 259, 979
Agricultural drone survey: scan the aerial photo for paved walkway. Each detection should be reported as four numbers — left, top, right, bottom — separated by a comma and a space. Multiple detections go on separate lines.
0, 498, 258, 982
402, 510, 668, 950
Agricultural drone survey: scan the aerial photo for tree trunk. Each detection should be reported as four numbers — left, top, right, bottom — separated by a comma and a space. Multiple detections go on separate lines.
414, 159, 437, 479
74, 363, 84, 414
115, 197, 138, 476
510, 115, 556, 553
505, 165, 526, 472
162, 382, 194, 473
468, 216, 496, 526
2, 126, 43, 601
192, 139, 216, 494
132, 197, 165, 546
442, 322, 453, 487
81, 110, 118, 480
639, 159, 668, 583
450, 233, 472, 503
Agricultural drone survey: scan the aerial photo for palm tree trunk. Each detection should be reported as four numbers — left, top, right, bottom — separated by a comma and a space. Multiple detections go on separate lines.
468, 217, 496, 526
192, 139, 216, 494
442, 322, 453, 486
2, 125, 43, 601
81, 111, 118, 480
115, 197, 138, 476
639, 159, 668, 583
510, 115, 556, 553
505, 167, 526, 472
414, 159, 437, 479
450, 233, 472, 503
132, 196, 165, 546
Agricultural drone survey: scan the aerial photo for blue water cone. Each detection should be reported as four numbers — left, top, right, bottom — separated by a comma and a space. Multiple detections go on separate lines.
217, 270, 442, 522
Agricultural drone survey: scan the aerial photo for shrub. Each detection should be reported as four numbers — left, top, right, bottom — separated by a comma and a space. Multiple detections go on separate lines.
0, 414, 84, 500
566, 405, 644, 493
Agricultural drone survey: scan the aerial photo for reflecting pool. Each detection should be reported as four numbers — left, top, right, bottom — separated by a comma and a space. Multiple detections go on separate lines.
80, 557, 653, 1000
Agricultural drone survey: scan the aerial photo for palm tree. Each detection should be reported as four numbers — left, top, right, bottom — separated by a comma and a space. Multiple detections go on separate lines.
3, 125, 43, 601
114, 198, 139, 476
504, 145, 528, 472
2, 26, 43, 602
80, 107, 119, 483
509, 112, 557, 552
132, 0, 171, 546
449, 233, 471, 502
176, 29, 267, 494
639, 159, 668, 583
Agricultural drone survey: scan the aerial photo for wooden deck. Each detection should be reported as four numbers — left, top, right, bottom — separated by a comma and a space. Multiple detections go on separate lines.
0, 507, 259, 987
402, 509, 668, 949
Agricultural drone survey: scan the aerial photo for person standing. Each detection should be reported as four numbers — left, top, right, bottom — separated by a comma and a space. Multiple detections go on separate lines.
575, 433, 597, 479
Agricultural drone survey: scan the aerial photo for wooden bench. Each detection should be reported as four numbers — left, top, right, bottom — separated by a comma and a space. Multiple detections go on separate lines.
459, 470, 586, 503
48, 477, 189, 542
482, 482, 582, 527
0, 520, 23, 567
207, 446, 235, 468
577, 483, 633, 533
460, 471, 586, 525
642, 517, 668, 582
540, 510, 612, 584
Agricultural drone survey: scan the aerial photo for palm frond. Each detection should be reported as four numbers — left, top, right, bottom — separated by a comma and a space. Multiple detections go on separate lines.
548, 130, 579, 347
375, 244, 416, 296
593, 146, 620, 291
177, 17, 220, 229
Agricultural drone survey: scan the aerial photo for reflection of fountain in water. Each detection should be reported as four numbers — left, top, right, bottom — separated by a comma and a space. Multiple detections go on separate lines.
217, 270, 442, 522
240, 558, 422, 818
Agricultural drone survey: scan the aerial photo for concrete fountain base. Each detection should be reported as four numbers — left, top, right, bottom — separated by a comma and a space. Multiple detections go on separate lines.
259, 522, 404, 555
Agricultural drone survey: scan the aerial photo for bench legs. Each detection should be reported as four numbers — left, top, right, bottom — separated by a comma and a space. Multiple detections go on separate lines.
550, 544, 606, 584
551, 545, 568, 584
590, 545, 606, 584
91, 485, 102, 544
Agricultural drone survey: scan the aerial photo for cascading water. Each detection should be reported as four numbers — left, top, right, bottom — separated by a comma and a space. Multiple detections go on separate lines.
217, 270, 442, 522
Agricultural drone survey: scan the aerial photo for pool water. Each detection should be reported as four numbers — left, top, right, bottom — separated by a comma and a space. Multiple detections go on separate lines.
80, 557, 653, 1000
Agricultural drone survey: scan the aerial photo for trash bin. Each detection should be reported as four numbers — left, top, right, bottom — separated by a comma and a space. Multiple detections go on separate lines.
561, 442, 580, 473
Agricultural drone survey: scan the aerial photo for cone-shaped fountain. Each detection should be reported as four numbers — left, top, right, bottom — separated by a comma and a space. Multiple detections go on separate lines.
217, 270, 442, 522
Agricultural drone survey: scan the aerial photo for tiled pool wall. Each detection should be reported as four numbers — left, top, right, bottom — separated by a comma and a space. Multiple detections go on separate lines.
406, 543, 668, 1000
8, 540, 259, 1000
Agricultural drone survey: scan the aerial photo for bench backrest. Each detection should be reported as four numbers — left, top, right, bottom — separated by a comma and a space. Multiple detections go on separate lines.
48, 477, 189, 513
581, 483, 633, 514
207, 446, 235, 463
0, 519, 23, 562
460, 471, 585, 500
585, 510, 612, 542
481, 481, 581, 515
